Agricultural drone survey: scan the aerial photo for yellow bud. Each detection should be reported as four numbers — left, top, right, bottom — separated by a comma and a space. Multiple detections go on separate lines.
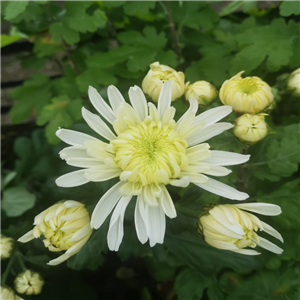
14, 270, 44, 295
142, 62, 185, 102
233, 113, 268, 144
0, 235, 14, 260
220, 71, 274, 114
185, 81, 218, 105
1, 286, 23, 300
198, 203, 283, 255
287, 68, 300, 97
18, 201, 93, 266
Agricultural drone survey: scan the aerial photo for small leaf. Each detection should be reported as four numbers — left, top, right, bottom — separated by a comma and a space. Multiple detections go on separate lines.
2, 186, 36, 217
4, 1, 29, 20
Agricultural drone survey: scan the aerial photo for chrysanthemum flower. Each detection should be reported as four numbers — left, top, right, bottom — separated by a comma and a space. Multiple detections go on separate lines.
1, 286, 23, 300
287, 68, 300, 97
0, 235, 14, 260
198, 203, 283, 255
14, 270, 44, 295
55, 82, 250, 250
18, 201, 92, 265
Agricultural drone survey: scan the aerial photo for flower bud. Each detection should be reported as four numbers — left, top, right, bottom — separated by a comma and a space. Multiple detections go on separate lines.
198, 203, 283, 255
142, 62, 185, 102
14, 270, 44, 295
0, 235, 14, 260
233, 113, 268, 144
1, 286, 23, 300
220, 71, 274, 114
287, 68, 300, 97
18, 201, 93, 266
185, 81, 218, 105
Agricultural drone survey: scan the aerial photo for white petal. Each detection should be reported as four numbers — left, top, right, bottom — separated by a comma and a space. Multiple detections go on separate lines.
129, 85, 148, 121
169, 176, 190, 188
134, 195, 148, 244
233, 203, 282, 216
70, 224, 92, 242
258, 236, 283, 254
18, 230, 35, 243
59, 146, 90, 160
261, 221, 283, 242
194, 106, 232, 126
205, 237, 239, 250
88, 86, 115, 123
107, 85, 125, 112
145, 204, 166, 247
56, 129, 98, 146
82, 107, 116, 141
203, 150, 250, 166
91, 181, 124, 229
63, 200, 84, 208
187, 123, 234, 146
194, 177, 249, 200
176, 97, 198, 129
56, 170, 89, 187
157, 81, 171, 121
143, 185, 158, 207
47, 253, 70, 266
84, 168, 121, 182
201, 165, 232, 177
65, 236, 90, 255
159, 186, 177, 219
230, 249, 261, 255
107, 196, 132, 251
66, 157, 102, 168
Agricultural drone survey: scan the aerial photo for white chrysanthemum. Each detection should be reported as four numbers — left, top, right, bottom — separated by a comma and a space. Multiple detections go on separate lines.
55, 82, 250, 251
1, 286, 23, 300
199, 203, 283, 255
0, 235, 14, 260
14, 270, 44, 295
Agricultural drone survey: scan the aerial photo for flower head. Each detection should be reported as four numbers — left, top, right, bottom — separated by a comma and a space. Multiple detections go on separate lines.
220, 71, 274, 114
234, 113, 268, 144
199, 203, 283, 255
0, 235, 14, 260
287, 68, 300, 97
1, 286, 23, 300
142, 62, 185, 102
18, 201, 92, 266
55, 82, 250, 251
14, 270, 44, 295
185, 81, 218, 105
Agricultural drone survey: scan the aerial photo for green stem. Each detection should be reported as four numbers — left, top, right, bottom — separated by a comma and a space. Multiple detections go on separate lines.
1, 254, 16, 285
15, 252, 27, 272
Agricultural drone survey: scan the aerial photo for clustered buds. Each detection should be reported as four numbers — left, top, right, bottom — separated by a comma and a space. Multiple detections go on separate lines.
287, 68, 300, 97
14, 270, 44, 295
0, 235, 14, 260
18, 200, 93, 265
142, 62, 185, 102
1, 286, 23, 300
234, 113, 268, 144
198, 204, 283, 255
185, 81, 218, 105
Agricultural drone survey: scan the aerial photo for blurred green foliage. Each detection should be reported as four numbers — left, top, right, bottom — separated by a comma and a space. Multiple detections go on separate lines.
1, 1, 299, 300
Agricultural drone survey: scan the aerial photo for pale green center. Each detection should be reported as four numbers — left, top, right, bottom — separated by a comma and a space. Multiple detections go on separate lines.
236, 78, 260, 95
112, 119, 188, 185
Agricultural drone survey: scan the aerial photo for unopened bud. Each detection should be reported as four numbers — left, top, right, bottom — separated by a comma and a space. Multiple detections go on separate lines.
220, 71, 274, 114
14, 270, 44, 295
142, 62, 185, 102
0, 235, 14, 260
287, 68, 300, 97
234, 113, 268, 144
185, 81, 218, 105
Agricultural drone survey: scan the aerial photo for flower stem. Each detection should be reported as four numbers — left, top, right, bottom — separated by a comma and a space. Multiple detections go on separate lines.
15, 251, 27, 272
165, 1, 181, 66
1, 254, 16, 285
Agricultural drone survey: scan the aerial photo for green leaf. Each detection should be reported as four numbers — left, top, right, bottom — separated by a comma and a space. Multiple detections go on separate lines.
49, 22, 80, 45
33, 39, 63, 58
67, 222, 108, 270
249, 124, 300, 181
9, 74, 51, 124
280, 1, 300, 17
220, 1, 248, 16
123, 1, 155, 16
63, 2, 107, 33
2, 186, 36, 217
1, 34, 22, 47
4, 1, 29, 20
231, 18, 298, 73
174, 268, 212, 300
186, 44, 233, 86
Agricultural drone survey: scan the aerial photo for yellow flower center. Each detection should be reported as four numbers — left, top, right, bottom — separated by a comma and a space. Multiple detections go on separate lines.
112, 118, 188, 186
236, 78, 260, 95
235, 228, 259, 249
